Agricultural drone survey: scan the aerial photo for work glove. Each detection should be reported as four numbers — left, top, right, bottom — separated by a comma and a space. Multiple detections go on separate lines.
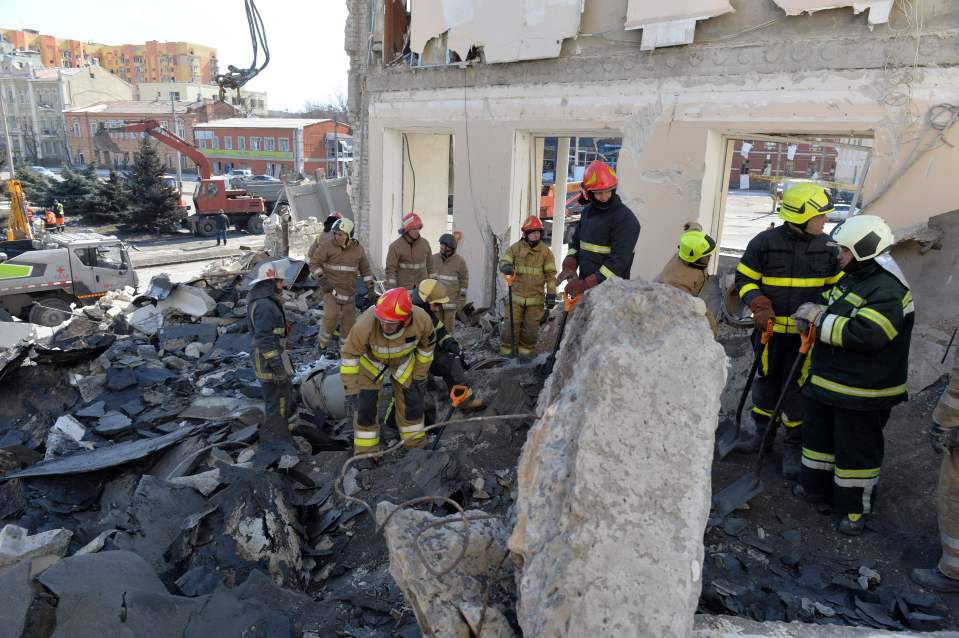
747, 295, 775, 331
556, 256, 578, 286
545, 293, 557, 309
344, 394, 358, 421
442, 338, 461, 358
499, 262, 514, 276
792, 302, 825, 334
565, 274, 597, 298
929, 422, 959, 454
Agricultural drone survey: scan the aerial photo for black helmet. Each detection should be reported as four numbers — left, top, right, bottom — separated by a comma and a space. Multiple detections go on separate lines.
439, 233, 457, 250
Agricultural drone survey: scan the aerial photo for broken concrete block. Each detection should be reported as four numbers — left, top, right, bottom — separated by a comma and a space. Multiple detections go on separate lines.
51, 415, 86, 442
0, 524, 72, 569
95, 411, 134, 435
184, 341, 213, 359
129, 304, 164, 336
45, 415, 92, 459
510, 281, 727, 638
157, 284, 216, 317
75, 400, 106, 418
106, 366, 137, 390
378, 502, 514, 638
162, 355, 190, 371
169, 469, 223, 496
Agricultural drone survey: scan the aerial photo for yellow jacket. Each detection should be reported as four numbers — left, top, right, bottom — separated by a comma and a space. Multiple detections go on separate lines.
340, 306, 436, 393
499, 240, 557, 305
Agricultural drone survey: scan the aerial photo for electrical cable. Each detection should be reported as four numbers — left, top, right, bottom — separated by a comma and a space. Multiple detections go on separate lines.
215, 0, 270, 97
402, 132, 416, 214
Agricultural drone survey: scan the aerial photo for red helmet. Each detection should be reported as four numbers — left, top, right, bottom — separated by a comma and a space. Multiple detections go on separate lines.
521, 216, 544, 234
374, 288, 413, 325
401, 212, 423, 233
582, 160, 617, 192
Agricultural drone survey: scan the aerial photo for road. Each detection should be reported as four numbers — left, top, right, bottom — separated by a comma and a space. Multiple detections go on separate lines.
136, 259, 220, 285
720, 191, 836, 253
127, 232, 265, 267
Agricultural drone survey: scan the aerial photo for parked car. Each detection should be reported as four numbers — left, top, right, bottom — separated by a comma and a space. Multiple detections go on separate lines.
247, 174, 280, 183
29, 166, 62, 181
827, 202, 860, 223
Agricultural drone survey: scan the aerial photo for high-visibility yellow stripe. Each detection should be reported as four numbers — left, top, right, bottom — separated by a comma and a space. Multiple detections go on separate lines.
501, 254, 515, 264
810, 375, 907, 398
761, 275, 830, 288
272, 327, 285, 335
262, 350, 279, 359
567, 248, 578, 256
580, 241, 610, 255
340, 365, 359, 375
739, 283, 760, 299
415, 348, 434, 364
599, 265, 618, 279
774, 316, 799, 334
835, 467, 881, 479
752, 406, 773, 417
737, 262, 762, 281
515, 265, 544, 275
371, 343, 417, 359
803, 448, 835, 463
825, 272, 845, 284
858, 307, 898, 340
845, 292, 865, 307
354, 437, 380, 447
360, 356, 386, 377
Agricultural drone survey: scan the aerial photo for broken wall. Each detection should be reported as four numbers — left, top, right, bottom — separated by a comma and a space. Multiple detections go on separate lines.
348, 0, 959, 306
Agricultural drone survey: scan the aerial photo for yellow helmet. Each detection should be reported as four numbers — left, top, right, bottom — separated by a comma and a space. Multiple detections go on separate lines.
416, 279, 450, 305
678, 230, 717, 264
779, 183, 834, 224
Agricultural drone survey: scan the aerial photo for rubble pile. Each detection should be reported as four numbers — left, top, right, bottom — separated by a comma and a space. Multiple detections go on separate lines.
263, 212, 322, 260
0, 253, 536, 636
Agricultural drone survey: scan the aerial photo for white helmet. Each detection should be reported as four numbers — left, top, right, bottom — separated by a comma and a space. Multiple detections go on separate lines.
331, 217, 355, 238
830, 215, 894, 261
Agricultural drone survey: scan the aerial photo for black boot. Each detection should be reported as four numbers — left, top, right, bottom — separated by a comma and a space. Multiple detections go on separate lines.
782, 427, 802, 481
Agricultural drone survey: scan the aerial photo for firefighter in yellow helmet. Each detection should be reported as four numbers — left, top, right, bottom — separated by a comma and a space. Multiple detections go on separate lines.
655, 221, 718, 333
340, 287, 436, 454
734, 182, 842, 480
498, 216, 557, 357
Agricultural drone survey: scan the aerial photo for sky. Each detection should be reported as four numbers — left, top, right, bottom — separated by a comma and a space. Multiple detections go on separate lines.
1, 0, 350, 112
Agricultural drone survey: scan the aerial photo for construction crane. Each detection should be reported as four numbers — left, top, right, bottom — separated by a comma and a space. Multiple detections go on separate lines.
5, 179, 33, 241
95, 120, 267, 235
215, 0, 270, 103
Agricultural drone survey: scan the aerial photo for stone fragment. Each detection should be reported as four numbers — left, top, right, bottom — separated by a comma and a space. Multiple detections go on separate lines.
509, 281, 727, 638
157, 284, 217, 317
184, 341, 213, 359
169, 469, 223, 496
0, 524, 72, 569
136, 365, 177, 385
129, 304, 164, 336
75, 401, 106, 418
0, 561, 34, 638
163, 355, 190, 371
106, 367, 137, 390
96, 411, 134, 435
378, 502, 514, 638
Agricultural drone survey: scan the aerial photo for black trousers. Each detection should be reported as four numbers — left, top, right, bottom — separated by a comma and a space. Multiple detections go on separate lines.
261, 379, 294, 441
800, 395, 891, 515
431, 349, 468, 391
752, 331, 805, 430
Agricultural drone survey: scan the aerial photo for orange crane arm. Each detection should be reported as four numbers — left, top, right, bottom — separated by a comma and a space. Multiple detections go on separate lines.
101, 120, 212, 180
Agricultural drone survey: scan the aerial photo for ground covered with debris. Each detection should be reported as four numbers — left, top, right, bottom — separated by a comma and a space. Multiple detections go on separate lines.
704, 325, 957, 632
0, 252, 536, 637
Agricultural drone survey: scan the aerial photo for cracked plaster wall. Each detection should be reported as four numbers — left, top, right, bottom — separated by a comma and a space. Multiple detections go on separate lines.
347, 0, 959, 305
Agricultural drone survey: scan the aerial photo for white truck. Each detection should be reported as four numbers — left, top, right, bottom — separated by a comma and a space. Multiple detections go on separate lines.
0, 232, 138, 326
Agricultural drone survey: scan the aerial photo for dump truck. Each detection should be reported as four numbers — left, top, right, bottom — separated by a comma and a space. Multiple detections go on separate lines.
0, 231, 138, 326
96, 120, 266, 236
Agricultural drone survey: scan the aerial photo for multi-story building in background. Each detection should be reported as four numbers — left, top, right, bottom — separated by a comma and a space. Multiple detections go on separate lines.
192, 118, 352, 177
64, 99, 239, 170
136, 82, 267, 117
1, 37, 134, 165
0, 28, 217, 85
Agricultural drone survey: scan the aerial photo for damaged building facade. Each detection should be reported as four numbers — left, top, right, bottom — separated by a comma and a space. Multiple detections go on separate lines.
345, 0, 959, 305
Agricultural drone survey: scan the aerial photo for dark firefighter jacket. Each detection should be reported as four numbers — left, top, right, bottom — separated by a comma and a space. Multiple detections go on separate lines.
735, 224, 842, 335
247, 279, 290, 382
803, 260, 914, 410
568, 194, 641, 282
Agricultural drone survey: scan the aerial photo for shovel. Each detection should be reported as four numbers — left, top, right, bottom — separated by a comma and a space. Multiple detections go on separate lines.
538, 291, 583, 379
430, 385, 471, 451
715, 319, 774, 460
712, 324, 816, 518
505, 274, 518, 356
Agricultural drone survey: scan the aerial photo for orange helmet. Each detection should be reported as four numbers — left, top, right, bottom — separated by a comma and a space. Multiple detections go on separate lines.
401, 212, 423, 233
582, 160, 617, 192
375, 287, 413, 325
521, 216, 544, 235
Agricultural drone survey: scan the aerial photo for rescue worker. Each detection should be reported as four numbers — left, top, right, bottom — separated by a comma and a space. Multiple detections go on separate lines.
214, 209, 229, 246
340, 287, 436, 454
411, 279, 484, 411
499, 216, 557, 357
556, 160, 641, 297
792, 215, 914, 535
734, 182, 842, 480
385, 213, 434, 291
432, 233, 469, 333
248, 265, 296, 445
308, 217, 374, 357
654, 221, 719, 333
44, 209, 57, 230
307, 211, 344, 264
54, 200, 65, 231
912, 350, 959, 590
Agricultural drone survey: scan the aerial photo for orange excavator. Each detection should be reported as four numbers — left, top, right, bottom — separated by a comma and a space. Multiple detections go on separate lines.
96, 120, 267, 235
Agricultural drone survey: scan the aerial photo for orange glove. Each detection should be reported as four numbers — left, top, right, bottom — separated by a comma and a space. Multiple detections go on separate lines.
748, 295, 775, 331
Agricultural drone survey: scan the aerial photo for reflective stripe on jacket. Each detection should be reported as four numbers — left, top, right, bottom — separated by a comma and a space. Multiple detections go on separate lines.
340, 305, 436, 392
385, 235, 434, 289
499, 240, 557, 304
803, 260, 914, 410
735, 224, 841, 332
568, 194, 641, 282
307, 235, 373, 297
433, 252, 469, 307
